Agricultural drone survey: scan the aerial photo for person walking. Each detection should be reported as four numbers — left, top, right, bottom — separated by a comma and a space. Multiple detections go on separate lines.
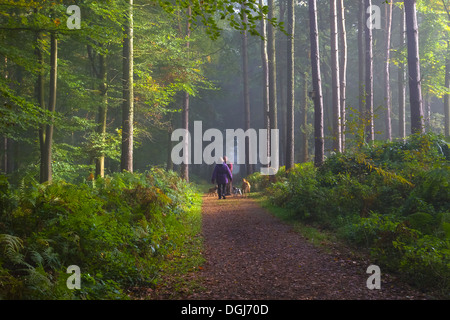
211, 157, 233, 199
223, 156, 233, 196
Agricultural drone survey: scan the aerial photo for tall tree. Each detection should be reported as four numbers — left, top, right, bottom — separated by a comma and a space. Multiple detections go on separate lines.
241, 4, 254, 175
286, 0, 295, 170
365, 0, 374, 142
121, 0, 134, 172
338, 0, 347, 151
268, 0, 278, 134
35, 31, 46, 183
443, 0, 450, 137
404, 0, 425, 134
330, 0, 341, 152
358, 0, 365, 116
301, 71, 309, 163
259, 0, 270, 166
445, 40, 450, 137
309, 0, 324, 167
398, 5, 407, 139
180, 6, 191, 182
384, 1, 393, 141
96, 52, 108, 178
40, 32, 58, 183
277, 0, 286, 168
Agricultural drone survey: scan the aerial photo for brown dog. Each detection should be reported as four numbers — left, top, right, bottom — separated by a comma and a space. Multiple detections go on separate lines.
241, 179, 251, 197
207, 186, 218, 197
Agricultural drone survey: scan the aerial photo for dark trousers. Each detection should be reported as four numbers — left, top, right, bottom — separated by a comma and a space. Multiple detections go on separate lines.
226, 181, 232, 195
217, 183, 227, 199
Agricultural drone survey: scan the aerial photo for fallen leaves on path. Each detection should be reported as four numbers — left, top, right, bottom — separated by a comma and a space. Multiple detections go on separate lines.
145, 196, 430, 300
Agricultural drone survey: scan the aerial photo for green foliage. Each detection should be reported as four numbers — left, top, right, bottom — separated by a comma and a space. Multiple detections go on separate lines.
0, 168, 202, 299
261, 133, 450, 296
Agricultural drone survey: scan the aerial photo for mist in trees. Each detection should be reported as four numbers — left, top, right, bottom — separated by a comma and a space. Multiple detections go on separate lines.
0, 0, 449, 183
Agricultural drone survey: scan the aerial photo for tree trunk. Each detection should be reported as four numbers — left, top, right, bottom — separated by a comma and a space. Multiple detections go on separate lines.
404, 0, 424, 135
445, 40, 450, 137
358, 0, 365, 116
35, 31, 46, 183
330, 0, 341, 153
2, 56, 8, 174
121, 0, 134, 172
301, 71, 309, 163
260, 0, 270, 166
268, 0, 278, 134
309, 0, 324, 167
96, 52, 108, 178
242, 5, 254, 176
286, 0, 295, 170
180, 6, 191, 182
398, 6, 406, 139
41, 32, 57, 183
277, 0, 286, 168
384, 1, 393, 141
365, 0, 374, 142
337, 0, 347, 151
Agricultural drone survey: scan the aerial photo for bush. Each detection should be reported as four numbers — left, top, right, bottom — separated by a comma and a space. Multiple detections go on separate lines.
0, 168, 201, 299
260, 133, 450, 296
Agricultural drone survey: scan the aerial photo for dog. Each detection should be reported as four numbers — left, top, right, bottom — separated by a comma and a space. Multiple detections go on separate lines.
232, 186, 242, 197
207, 186, 218, 197
241, 179, 251, 197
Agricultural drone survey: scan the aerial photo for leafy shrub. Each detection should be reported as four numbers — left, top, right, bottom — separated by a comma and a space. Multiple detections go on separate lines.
260, 133, 450, 296
393, 235, 450, 292
0, 168, 201, 299
407, 212, 435, 235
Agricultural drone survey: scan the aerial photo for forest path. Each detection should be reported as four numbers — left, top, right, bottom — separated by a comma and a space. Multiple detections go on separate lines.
183, 195, 427, 300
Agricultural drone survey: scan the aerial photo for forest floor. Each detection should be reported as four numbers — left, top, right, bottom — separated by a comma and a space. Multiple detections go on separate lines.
143, 195, 432, 300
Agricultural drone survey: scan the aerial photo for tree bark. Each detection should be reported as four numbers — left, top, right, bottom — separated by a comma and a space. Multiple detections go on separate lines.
268, 0, 278, 134
35, 31, 46, 183
41, 32, 57, 183
96, 52, 108, 178
277, 0, 286, 168
337, 0, 347, 151
309, 0, 324, 167
2, 56, 8, 174
301, 71, 309, 163
365, 0, 374, 142
330, 0, 341, 153
398, 6, 406, 139
384, 1, 393, 141
260, 0, 270, 166
358, 0, 365, 116
404, 0, 424, 135
286, 0, 295, 170
445, 40, 450, 137
121, 0, 134, 172
242, 5, 254, 176
180, 6, 191, 182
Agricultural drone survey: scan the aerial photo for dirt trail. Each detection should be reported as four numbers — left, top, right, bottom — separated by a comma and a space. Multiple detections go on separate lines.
184, 195, 428, 300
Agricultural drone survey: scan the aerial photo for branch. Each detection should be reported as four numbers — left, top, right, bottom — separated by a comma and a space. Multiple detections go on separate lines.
442, 0, 450, 23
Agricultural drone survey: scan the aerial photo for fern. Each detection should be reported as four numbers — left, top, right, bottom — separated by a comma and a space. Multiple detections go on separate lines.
355, 153, 415, 187
0, 234, 25, 265
41, 247, 61, 270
